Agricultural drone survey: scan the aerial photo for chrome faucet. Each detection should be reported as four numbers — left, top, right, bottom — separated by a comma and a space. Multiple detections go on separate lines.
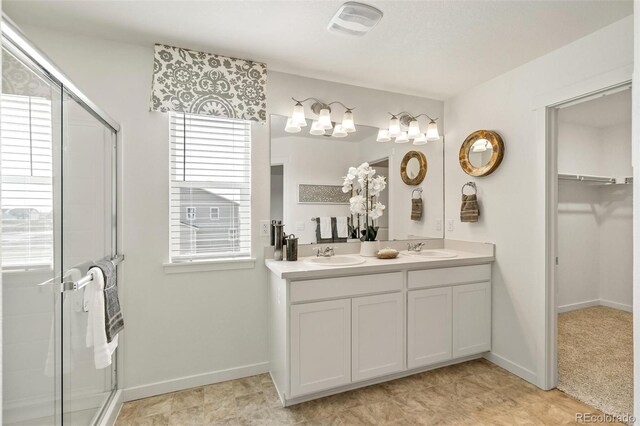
407, 242, 425, 252
316, 246, 335, 257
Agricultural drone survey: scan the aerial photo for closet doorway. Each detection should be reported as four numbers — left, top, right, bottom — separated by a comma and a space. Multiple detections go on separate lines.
552, 85, 633, 419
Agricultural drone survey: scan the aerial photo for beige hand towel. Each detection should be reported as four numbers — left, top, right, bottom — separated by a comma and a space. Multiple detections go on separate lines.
460, 194, 480, 223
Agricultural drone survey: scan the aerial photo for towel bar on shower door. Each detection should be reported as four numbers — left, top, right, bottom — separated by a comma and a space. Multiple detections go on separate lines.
61, 254, 125, 292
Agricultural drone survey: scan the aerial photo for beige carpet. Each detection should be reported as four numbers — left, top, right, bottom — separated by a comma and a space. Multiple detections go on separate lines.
558, 306, 633, 419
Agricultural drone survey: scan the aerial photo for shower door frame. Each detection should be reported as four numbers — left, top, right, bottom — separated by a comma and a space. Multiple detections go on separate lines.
1, 14, 122, 425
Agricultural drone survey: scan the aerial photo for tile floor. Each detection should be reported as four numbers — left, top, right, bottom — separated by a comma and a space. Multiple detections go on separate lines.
115, 359, 618, 425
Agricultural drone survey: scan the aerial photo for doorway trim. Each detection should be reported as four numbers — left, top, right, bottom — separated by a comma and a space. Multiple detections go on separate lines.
541, 70, 632, 391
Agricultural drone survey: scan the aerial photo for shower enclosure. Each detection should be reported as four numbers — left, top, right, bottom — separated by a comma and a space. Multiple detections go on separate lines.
2, 18, 121, 425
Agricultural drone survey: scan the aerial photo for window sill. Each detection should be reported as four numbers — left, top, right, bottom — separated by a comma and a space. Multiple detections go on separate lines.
163, 258, 256, 274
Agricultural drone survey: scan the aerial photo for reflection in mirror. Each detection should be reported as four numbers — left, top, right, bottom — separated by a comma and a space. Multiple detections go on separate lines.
406, 158, 421, 179
468, 138, 494, 168
270, 114, 444, 245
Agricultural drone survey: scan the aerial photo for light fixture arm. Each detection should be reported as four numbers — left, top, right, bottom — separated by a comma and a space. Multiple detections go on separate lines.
292, 97, 355, 115
388, 112, 439, 127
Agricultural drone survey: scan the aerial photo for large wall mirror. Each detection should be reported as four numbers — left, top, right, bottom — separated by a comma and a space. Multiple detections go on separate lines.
270, 115, 444, 245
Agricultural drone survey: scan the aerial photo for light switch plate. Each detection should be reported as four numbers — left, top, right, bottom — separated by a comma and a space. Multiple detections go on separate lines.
436, 219, 442, 232
447, 219, 454, 232
259, 220, 270, 237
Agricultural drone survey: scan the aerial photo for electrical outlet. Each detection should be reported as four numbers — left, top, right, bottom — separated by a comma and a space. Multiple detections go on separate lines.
259, 220, 270, 237
436, 219, 442, 232
447, 219, 454, 232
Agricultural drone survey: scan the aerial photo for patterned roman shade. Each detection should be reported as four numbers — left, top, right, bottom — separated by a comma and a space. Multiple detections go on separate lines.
150, 44, 267, 122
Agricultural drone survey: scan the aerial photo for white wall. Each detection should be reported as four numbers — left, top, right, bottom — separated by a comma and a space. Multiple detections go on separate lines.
556, 119, 633, 312
444, 15, 633, 386
557, 181, 601, 309
14, 23, 444, 397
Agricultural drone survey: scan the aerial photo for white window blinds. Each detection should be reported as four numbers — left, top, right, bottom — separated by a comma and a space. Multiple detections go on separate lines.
0, 94, 54, 269
170, 113, 251, 262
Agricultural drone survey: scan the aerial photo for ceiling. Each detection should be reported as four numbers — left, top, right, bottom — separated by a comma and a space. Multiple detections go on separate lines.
558, 88, 631, 128
3, 1, 633, 100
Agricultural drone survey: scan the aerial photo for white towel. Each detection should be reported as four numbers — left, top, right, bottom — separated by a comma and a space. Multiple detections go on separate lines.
336, 217, 348, 238
320, 217, 332, 239
85, 267, 118, 369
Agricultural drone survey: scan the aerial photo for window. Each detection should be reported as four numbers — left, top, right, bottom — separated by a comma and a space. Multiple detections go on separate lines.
170, 113, 251, 262
0, 93, 54, 270
186, 207, 196, 221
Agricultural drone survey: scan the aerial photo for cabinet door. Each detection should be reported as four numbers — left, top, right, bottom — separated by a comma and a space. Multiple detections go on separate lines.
453, 282, 491, 358
407, 287, 452, 369
290, 299, 351, 396
352, 293, 404, 382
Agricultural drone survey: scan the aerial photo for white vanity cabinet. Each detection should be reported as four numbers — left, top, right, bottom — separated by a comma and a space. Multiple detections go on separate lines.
290, 299, 351, 396
407, 264, 492, 368
352, 292, 404, 381
407, 287, 453, 368
267, 249, 494, 407
452, 281, 491, 357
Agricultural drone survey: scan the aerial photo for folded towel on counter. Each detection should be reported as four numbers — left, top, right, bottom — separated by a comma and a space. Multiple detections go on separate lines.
411, 199, 423, 221
336, 217, 348, 238
86, 266, 118, 369
320, 217, 332, 239
94, 259, 124, 343
460, 194, 480, 223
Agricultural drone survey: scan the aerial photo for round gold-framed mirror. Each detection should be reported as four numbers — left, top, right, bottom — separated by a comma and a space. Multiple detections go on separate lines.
400, 151, 427, 185
459, 130, 504, 177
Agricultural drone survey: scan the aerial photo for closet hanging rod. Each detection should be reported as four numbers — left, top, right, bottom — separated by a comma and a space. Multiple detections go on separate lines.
558, 173, 617, 184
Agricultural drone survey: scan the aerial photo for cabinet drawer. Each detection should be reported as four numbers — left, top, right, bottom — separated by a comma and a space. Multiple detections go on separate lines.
291, 272, 402, 303
408, 264, 491, 289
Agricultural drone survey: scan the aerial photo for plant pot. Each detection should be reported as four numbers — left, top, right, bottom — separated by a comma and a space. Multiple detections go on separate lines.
360, 240, 379, 257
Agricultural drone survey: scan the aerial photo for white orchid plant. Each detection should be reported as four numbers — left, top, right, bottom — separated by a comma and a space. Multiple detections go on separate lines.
342, 162, 387, 241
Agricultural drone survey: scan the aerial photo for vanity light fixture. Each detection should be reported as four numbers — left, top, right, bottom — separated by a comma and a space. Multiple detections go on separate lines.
309, 120, 326, 135
286, 97, 357, 137
395, 131, 409, 143
378, 112, 441, 144
284, 117, 301, 133
376, 129, 390, 143
332, 124, 348, 137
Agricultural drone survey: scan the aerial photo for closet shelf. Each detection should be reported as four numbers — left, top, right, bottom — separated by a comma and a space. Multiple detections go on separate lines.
558, 173, 632, 185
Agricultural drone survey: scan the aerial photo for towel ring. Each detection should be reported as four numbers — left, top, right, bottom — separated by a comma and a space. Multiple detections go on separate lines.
462, 182, 477, 195
412, 187, 423, 199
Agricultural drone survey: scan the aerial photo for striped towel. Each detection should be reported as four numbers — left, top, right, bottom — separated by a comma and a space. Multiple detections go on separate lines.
411, 199, 423, 221
460, 194, 480, 223
94, 259, 124, 343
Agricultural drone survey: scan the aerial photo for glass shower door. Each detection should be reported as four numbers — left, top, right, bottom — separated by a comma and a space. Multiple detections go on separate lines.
2, 29, 119, 425
60, 90, 117, 424
1, 44, 63, 425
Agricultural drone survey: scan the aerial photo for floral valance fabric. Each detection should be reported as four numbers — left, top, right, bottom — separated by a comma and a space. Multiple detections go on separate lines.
150, 44, 267, 122
2, 51, 52, 99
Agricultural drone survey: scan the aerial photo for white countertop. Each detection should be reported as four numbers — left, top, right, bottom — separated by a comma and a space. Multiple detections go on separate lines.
265, 248, 494, 280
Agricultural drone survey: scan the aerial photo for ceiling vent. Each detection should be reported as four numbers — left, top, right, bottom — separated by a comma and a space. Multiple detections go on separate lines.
327, 2, 383, 37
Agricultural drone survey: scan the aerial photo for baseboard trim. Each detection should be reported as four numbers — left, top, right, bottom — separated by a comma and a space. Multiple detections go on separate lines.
557, 299, 632, 313
484, 352, 537, 385
122, 362, 269, 402
557, 299, 600, 313
599, 299, 633, 312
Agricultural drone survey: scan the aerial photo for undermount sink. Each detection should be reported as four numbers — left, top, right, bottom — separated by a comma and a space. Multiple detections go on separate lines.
403, 249, 458, 259
304, 255, 366, 267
